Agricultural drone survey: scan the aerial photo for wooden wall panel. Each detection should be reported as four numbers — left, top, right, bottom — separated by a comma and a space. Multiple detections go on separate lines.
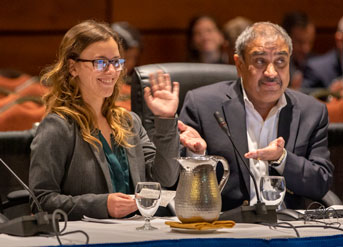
0, 0, 108, 31
111, 0, 342, 67
111, 0, 342, 29
0, 0, 109, 75
0, 35, 62, 75
0, 0, 341, 75
313, 30, 336, 54
139, 33, 186, 65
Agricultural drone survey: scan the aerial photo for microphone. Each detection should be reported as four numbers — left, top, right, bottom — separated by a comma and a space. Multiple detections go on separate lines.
213, 111, 277, 223
0, 158, 59, 236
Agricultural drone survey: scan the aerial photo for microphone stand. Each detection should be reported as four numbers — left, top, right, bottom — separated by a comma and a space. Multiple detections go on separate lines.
213, 112, 277, 223
0, 158, 59, 236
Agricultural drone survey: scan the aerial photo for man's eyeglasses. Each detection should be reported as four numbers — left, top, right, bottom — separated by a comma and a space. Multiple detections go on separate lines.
76, 58, 125, 72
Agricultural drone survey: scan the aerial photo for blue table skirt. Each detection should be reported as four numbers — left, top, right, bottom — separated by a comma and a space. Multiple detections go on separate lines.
55, 234, 343, 247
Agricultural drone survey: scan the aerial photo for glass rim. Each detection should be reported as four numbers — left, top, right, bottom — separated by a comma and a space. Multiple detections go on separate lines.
261, 175, 285, 179
136, 181, 161, 185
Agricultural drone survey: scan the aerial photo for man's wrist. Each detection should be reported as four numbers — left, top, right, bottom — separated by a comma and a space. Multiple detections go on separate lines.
269, 148, 287, 167
155, 113, 178, 119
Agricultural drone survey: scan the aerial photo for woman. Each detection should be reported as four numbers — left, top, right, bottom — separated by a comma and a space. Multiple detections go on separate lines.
186, 15, 227, 64
29, 20, 180, 220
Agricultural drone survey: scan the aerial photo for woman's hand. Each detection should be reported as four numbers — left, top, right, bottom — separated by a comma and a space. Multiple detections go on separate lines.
144, 70, 179, 118
178, 120, 207, 154
107, 193, 137, 218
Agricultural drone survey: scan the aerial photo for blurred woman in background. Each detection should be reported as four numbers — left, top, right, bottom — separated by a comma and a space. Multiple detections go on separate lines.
186, 15, 227, 64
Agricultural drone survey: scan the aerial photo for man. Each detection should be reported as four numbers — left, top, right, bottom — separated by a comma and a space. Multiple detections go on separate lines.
281, 11, 316, 90
302, 16, 343, 90
179, 22, 333, 210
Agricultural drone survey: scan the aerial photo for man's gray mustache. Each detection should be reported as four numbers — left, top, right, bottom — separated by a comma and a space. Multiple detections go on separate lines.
259, 78, 282, 84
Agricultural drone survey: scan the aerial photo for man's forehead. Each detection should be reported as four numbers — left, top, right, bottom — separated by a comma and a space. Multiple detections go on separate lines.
246, 37, 290, 56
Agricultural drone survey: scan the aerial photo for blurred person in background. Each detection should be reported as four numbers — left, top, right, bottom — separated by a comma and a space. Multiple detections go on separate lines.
303, 16, 343, 91
186, 15, 227, 64
111, 22, 142, 80
111, 22, 143, 111
317, 16, 343, 123
282, 11, 316, 90
222, 16, 253, 65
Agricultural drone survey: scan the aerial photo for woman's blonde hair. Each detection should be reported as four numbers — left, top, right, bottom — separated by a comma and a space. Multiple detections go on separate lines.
41, 20, 133, 148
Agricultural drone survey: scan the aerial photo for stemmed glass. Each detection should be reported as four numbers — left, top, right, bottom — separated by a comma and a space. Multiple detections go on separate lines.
135, 182, 161, 231
260, 176, 286, 207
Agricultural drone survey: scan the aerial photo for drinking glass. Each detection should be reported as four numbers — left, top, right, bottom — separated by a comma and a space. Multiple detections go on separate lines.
135, 182, 161, 231
260, 175, 286, 206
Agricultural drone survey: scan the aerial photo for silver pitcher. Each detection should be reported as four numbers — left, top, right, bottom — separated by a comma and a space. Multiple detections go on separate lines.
175, 155, 230, 223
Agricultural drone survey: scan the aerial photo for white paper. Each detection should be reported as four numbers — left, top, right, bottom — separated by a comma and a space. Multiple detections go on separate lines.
134, 190, 175, 207
82, 214, 144, 224
160, 190, 176, 207
137, 188, 160, 199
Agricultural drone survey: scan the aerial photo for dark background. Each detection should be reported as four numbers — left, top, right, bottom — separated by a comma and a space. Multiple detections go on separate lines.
0, 0, 341, 76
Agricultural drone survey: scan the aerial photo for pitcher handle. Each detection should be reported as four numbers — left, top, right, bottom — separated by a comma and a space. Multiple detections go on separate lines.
212, 156, 230, 192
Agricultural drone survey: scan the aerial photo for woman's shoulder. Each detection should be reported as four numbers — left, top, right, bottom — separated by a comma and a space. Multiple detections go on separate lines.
41, 112, 73, 125
31, 113, 77, 151
129, 111, 141, 124
37, 113, 76, 135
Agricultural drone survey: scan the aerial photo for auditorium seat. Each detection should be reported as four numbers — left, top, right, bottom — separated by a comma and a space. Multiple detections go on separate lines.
0, 71, 47, 131
328, 123, 343, 200
0, 125, 37, 219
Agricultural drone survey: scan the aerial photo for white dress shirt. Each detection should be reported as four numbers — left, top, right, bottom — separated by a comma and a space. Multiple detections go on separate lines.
241, 82, 287, 205
186, 81, 287, 206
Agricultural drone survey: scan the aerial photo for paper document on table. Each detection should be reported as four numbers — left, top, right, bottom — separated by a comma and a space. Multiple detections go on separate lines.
137, 188, 160, 199
136, 189, 175, 207
161, 190, 176, 207
83, 214, 144, 224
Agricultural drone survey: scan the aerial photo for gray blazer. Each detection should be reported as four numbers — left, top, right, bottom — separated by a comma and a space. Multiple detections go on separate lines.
29, 112, 180, 220
180, 79, 334, 210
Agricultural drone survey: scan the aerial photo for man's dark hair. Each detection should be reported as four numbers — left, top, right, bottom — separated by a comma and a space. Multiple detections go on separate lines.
111, 22, 142, 51
281, 11, 312, 35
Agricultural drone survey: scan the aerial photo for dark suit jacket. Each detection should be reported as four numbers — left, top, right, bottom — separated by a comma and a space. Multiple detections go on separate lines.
302, 49, 343, 89
29, 112, 180, 220
180, 79, 334, 210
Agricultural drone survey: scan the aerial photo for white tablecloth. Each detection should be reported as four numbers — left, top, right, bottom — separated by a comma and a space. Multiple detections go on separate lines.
1, 216, 343, 246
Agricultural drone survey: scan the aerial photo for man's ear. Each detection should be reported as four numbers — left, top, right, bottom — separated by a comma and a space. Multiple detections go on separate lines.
68, 59, 78, 77
233, 54, 243, 77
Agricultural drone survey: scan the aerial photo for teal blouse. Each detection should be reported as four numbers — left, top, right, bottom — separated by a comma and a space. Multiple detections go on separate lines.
98, 131, 132, 194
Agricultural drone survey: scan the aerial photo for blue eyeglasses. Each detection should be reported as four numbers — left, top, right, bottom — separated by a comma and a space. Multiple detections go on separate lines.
76, 58, 125, 72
